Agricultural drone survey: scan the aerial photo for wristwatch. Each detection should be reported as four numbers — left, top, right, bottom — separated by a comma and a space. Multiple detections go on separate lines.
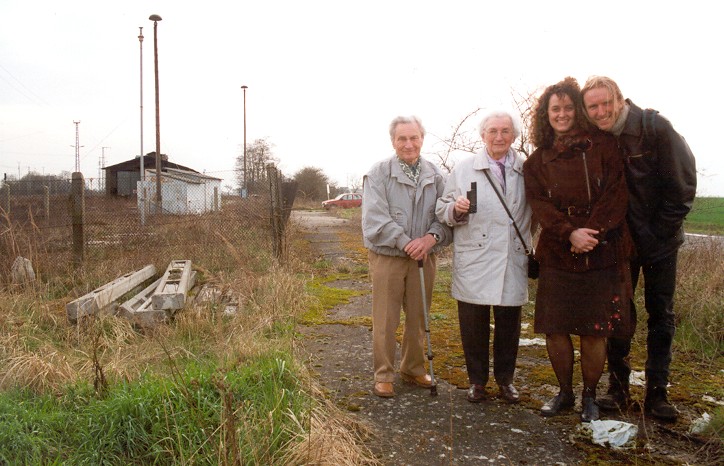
429, 232, 441, 243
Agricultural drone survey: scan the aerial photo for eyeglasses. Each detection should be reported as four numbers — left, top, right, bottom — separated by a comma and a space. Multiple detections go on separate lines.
484, 128, 513, 137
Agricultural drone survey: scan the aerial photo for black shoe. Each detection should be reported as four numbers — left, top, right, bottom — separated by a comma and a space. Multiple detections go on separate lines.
467, 384, 486, 403
540, 391, 575, 417
498, 384, 520, 403
596, 373, 631, 411
581, 397, 600, 422
645, 386, 678, 421
596, 382, 630, 411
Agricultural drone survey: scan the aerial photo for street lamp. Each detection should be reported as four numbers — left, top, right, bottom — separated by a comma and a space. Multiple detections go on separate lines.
138, 26, 146, 224
138, 26, 144, 182
150, 14, 162, 209
241, 85, 248, 197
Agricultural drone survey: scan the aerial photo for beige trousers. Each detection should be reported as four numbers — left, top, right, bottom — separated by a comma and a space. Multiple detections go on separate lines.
368, 251, 436, 383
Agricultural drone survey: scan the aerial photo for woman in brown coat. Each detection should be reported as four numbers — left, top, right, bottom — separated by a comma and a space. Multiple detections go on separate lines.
523, 77, 634, 422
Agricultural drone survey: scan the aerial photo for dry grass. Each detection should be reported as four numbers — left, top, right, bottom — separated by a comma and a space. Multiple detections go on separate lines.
0, 202, 379, 462
282, 384, 380, 466
0, 347, 76, 393
673, 238, 723, 362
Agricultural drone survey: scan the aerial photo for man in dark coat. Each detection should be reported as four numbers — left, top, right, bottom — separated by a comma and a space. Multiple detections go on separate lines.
581, 76, 697, 421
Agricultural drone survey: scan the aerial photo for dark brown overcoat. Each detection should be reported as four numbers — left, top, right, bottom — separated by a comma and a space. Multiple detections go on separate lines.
524, 129, 633, 273
524, 129, 634, 337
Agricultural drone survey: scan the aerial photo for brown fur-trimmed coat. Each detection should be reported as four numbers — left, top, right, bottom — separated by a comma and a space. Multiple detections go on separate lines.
523, 129, 633, 273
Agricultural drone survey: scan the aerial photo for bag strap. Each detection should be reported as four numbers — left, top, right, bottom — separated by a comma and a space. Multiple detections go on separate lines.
642, 108, 659, 152
481, 168, 533, 255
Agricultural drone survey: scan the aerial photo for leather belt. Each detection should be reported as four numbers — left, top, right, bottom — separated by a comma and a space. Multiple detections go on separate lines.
560, 206, 591, 217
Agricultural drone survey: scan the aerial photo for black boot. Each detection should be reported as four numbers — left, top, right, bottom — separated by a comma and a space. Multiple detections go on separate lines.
581, 397, 600, 422
645, 386, 678, 421
540, 390, 575, 417
596, 375, 630, 411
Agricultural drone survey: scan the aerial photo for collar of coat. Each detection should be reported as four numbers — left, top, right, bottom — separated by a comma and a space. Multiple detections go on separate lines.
473, 146, 524, 175
542, 130, 593, 164
389, 155, 437, 187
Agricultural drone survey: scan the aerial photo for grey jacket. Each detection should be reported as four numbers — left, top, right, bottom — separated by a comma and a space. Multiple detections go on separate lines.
436, 148, 531, 306
362, 155, 451, 257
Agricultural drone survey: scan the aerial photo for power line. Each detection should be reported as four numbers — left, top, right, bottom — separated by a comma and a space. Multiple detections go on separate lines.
0, 63, 51, 107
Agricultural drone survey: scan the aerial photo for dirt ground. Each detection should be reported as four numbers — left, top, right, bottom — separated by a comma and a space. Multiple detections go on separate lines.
293, 210, 722, 465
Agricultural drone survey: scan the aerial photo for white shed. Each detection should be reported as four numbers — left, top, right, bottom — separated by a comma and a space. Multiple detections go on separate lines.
138, 168, 222, 214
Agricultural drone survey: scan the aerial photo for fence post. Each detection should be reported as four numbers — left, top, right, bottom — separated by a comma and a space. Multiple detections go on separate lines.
71, 172, 85, 268
267, 164, 284, 261
213, 186, 219, 211
275, 169, 284, 236
4, 183, 9, 216
44, 186, 50, 221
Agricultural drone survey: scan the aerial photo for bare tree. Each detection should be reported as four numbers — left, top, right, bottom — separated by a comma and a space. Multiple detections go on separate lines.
430, 87, 541, 173
430, 107, 484, 174
347, 175, 363, 192
509, 85, 540, 158
235, 138, 279, 193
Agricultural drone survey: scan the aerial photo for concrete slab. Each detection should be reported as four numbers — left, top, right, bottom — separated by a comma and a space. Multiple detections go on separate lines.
152, 260, 194, 311
66, 265, 156, 323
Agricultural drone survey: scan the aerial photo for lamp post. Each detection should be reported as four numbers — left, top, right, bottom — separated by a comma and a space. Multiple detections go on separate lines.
241, 85, 248, 197
150, 14, 162, 209
138, 26, 146, 224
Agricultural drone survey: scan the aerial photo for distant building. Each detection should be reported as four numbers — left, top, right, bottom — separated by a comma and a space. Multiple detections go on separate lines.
139, 168, 222, 215
103, 153, 196, 197
104, 153, 221, 215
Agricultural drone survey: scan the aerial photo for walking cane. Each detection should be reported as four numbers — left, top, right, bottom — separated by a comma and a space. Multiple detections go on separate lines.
417, 259, 438, 396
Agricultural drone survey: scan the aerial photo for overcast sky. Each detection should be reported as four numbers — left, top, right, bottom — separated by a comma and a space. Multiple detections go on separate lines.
1, 0, 722, 196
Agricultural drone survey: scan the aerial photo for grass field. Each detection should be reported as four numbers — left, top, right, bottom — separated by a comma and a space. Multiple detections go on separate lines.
685, 196, 724, 235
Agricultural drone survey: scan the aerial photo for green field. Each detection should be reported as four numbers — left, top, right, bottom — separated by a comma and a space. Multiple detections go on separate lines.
685, 197, 724, 235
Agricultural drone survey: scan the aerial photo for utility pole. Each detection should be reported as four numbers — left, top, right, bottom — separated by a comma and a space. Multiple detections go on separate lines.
73, 121, 81, 172
241, 85, 248, 197
150, 14, 163, 209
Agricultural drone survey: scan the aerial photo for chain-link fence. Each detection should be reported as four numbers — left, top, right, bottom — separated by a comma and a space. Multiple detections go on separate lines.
0, 166, 296, 286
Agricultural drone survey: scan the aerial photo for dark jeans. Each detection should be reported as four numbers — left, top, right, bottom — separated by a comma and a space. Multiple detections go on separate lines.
607, 250, 678, 389
458, 301, 521, 386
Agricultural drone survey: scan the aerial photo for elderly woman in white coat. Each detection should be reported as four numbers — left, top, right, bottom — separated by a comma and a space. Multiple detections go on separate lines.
436, 110, 532, 404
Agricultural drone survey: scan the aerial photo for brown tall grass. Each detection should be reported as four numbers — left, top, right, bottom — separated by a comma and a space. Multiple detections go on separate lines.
674, 238, 724, 363
282, 395, 380, 465
0, 200, 376, 462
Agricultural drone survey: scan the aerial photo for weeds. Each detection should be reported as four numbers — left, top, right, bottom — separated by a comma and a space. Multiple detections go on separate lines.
675, 238, 723, 363
0, 204, 374, 463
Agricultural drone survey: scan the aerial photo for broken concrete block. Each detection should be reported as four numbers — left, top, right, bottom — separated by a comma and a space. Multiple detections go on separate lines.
118, 278, 162, 319
130, 303, 170, 329
66, 265, 156, 324
11, 256, 35, 285
152, 260, 194, 311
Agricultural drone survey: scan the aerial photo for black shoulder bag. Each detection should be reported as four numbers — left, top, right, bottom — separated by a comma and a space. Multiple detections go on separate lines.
481, 169, 539, 279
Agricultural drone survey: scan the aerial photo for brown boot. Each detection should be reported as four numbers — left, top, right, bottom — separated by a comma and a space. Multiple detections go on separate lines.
597, 377, 630, 411
645, 386, 678, 421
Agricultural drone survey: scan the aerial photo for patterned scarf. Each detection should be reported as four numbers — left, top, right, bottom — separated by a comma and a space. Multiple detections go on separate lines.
398, 157, 421, 184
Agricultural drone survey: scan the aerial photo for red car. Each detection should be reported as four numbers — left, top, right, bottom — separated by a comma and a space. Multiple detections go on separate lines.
322, 192, 362, 209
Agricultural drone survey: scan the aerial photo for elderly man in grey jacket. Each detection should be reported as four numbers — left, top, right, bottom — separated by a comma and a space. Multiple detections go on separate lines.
362, 115, 451, 398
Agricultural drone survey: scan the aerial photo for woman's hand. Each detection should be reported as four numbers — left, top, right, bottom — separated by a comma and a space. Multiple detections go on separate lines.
569, 228, 599, 254
453, 195, 470, 216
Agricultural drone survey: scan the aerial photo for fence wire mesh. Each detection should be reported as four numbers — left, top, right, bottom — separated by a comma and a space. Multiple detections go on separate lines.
0, 167, 293, 286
